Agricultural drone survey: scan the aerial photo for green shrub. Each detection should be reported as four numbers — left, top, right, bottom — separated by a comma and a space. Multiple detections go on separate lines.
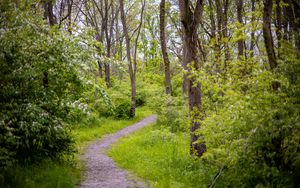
114, 101, 134, 119
0, 2, 95, 166
201, 66, 300, 187
136, 91, 147, 107
151, 95, 189, 132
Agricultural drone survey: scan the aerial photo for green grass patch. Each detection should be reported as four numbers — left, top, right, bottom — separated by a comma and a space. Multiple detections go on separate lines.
109, 126, 214, 188
72, 106, 152, 148
0, 160, 80, 188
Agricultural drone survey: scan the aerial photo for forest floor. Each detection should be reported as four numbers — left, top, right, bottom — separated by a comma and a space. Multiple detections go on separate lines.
78, 115, 157, 188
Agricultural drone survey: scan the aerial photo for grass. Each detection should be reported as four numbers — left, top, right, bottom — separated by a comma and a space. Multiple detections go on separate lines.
0, 106, 153, 188
109, 125, 214, 188
72, 106, 152, 148
0, 160, 80, 188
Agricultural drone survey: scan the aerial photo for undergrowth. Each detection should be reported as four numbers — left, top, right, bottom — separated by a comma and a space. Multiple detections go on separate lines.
0, 160, 80, 188
109, 126, 215, 188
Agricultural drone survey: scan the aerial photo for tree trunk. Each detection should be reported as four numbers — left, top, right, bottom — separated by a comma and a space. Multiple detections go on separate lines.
250, 0, 256, 57
276, 0, 282, 57
120, 0, 135, 114
160, 0, 172, 95
236, 0, 244, 58
179, 0, 206, 157
43, 0, 57, 88
97, 61, 103, 78
223, 0, 230, 75
182, 40, 188, 94
290, 0, 300, 52
263, 0, 277, 69
104, 0, 111, 88
215, 0, 222, 73
105, 64, 111, 88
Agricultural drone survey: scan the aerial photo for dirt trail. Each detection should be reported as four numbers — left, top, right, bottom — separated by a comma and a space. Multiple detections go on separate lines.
78, 115, 157, 188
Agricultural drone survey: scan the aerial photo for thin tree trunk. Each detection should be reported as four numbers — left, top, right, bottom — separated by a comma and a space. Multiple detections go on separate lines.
182, 40, 188, 94
104, 0, 111, 88
160, 0, 172, 95
43, 0, 57, 88
263, 0, 277, 69
215, 0, 222, 73
119, 0, 145, 117
236, 0, 244, 59
250, 0, 256, 57
276, 0, 282, 58
282, 1, 290, 41
291, 0, 300, 51
223, 0, 230, 74
98, 61, 103, 78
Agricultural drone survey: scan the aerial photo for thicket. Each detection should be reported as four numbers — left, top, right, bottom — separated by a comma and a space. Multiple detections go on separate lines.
0, 2, 96, 167
199, 52, 300, 187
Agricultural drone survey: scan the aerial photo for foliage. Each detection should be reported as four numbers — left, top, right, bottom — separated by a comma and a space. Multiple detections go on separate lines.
136, 89, 147, 107
0, 2, 96, 166
114, 101, 134, 119
93, 85, 115, 117
199, 55, 300, 187
152, 95, 189, 132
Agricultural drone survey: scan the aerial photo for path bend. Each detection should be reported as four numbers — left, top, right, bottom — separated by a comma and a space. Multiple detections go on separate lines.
78, 115, 157, 188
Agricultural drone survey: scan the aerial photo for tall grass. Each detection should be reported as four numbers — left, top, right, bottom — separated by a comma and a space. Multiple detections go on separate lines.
109, 126, 215, 188
0, 160, 80, 188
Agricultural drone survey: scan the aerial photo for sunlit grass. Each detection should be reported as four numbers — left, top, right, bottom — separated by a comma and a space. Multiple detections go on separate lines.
109, 126, 214, 188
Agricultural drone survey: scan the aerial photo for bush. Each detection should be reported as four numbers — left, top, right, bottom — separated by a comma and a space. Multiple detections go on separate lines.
200, 66, 300, 187
0, 2, 95, 167
152, 95, 189, 132
136, 91, 147, 107
114, 101, 134, 119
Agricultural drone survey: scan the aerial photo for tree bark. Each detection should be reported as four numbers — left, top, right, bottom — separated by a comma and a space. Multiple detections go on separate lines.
182, 40, 188, 94
276, 0, 283, 57
179, 0, 206, 157
160, 0, 172, 95
104, 0, 111, 88
236, 0, 244, 58
263, 0, 277, 69
97, 61, 103, 78
223, 0, 230, 74
250, 0, 256, 57
43, 0, 57, 88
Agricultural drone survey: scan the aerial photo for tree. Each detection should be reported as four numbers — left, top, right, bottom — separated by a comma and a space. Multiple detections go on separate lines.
236, 0, 245, 59
263, 0, 277, 69
119, 0, 145, 117
160, 0, 172, 95
179, 0, 206, 157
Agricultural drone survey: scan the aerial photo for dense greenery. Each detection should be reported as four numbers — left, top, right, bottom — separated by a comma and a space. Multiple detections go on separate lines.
201, 58, 300, 187
0, 2, 94, 166
1, 0, 300, 187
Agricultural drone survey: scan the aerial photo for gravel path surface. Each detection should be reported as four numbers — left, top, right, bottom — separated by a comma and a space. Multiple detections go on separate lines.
78, 115, 157, 188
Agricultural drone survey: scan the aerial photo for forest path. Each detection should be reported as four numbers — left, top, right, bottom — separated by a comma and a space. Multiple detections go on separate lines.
78, 115, 157, 188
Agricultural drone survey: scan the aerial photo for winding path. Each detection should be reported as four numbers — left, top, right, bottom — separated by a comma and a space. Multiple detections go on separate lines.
78, 115, 157, 188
